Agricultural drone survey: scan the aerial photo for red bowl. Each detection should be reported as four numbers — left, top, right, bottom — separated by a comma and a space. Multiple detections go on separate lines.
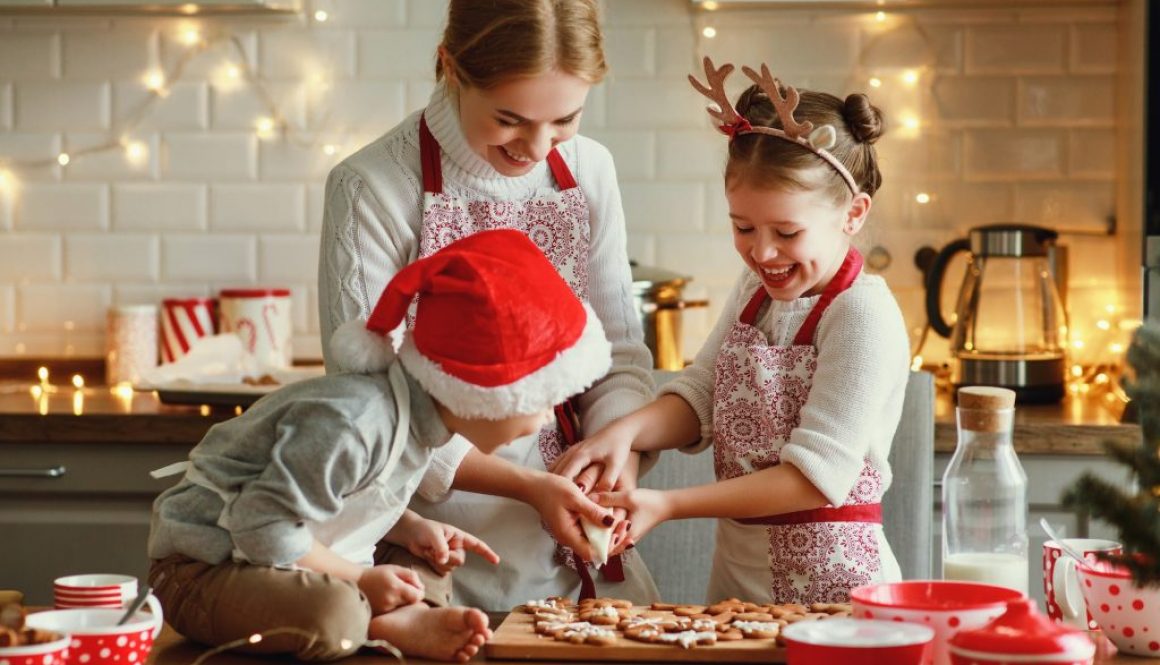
783, 618, 933, 665
851, 581, 1025, 665
0, 633, 70, 665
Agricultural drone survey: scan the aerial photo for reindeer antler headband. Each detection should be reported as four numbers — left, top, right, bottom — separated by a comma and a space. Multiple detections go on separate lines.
688, 56, 860, 195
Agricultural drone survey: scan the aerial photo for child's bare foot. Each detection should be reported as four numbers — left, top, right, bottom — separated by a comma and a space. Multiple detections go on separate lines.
369, 602, 491, 662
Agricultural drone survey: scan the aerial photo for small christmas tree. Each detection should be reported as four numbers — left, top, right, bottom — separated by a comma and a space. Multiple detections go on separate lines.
1062, 321, 1160, 586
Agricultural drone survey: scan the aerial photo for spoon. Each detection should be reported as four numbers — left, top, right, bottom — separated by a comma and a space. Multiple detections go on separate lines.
116, 583, 152, 626
1039, 517, 1089, 566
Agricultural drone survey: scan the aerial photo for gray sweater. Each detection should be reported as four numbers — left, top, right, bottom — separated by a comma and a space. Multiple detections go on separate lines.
148, 366, 455, 567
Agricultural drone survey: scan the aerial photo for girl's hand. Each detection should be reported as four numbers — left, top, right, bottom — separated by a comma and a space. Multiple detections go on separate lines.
526, 472, 614, 564
357, 564, 424, 614
402, 518, 501, 576
550, 425, 635, 492
592, 488, 670, 556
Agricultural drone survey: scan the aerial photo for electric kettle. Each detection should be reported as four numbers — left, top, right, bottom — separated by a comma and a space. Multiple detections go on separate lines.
924, 224, 1069, 403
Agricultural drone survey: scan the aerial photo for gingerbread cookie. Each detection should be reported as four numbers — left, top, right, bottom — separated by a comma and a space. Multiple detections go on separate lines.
578, 605, 626, 625
556, 625, 618, 646
671, 604, 707, 617
521, 597, 573, 615
732, 620, 781, 639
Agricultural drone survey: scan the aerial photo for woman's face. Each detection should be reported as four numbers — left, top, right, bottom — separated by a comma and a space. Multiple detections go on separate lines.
453, 69, 592, 177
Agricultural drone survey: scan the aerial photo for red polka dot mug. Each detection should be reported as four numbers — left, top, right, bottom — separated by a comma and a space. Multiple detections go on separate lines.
25, 608, 162, 665
0, 632, 70, 665
1043, 538, 1122, 630
1076, 558, 1160, 656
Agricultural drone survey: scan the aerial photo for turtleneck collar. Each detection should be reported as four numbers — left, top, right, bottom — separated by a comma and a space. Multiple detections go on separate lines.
422, 82, 555, 196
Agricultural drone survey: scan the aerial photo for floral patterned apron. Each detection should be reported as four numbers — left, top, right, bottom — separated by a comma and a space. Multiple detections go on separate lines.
708, 248, 900, 604
408, 115, 632, 604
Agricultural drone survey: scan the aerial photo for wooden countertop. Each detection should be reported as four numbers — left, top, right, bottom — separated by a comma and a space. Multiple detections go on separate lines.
934, 391, 1140, 456
145, 614, 1142, 665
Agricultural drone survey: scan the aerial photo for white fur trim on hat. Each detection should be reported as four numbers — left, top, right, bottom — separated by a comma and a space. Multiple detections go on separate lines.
329, 319, 397, 374
398, 304, 612, 419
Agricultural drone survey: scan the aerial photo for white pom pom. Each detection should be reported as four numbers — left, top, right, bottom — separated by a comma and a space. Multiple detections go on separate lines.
329, 319, 395, 373
808, 124, 837, 150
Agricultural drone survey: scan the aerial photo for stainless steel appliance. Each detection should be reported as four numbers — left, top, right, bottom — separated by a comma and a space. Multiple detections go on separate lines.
630, 261, 709, 370
924, 224, 1069, 403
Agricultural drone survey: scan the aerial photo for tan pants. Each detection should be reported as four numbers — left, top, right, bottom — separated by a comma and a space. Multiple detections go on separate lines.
149, 546, 453, 662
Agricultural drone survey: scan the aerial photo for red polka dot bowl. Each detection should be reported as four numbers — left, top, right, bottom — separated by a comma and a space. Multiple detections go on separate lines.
25, 608, 162, 665
850, 581, 1025, 665
1076, 558, 1160, 656
0, 632, 70, 665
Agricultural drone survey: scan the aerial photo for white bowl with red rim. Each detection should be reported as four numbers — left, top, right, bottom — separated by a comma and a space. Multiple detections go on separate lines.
948, 598, 1095, 665
1075, 556, 1160, 656
0, 632, 71, 665
25, 608, 162, 665
782, 617, 934, 664
851, 580, 1025, 665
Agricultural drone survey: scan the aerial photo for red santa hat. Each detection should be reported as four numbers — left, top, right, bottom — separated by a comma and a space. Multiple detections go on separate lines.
328, 229, 612, 419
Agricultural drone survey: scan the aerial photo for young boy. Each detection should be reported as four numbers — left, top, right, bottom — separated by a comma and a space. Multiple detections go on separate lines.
147, 229, 614, 663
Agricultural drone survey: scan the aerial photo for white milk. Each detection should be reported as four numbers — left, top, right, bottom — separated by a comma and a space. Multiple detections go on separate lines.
943, 552, 1028, 595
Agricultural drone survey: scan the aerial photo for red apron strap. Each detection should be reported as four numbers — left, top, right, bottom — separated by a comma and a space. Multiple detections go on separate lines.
418, 114, 443, 195
573, 557, 597, 601
791, 248, 864, 346
546, 149, 578, 190
737, 502, 882, 527
739, 287, 770, 326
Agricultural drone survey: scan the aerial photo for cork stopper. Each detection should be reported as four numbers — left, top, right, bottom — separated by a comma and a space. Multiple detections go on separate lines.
957, 386, 1016, 433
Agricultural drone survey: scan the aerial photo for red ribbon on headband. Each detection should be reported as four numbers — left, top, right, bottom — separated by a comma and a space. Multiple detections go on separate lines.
719, 117, 753, 140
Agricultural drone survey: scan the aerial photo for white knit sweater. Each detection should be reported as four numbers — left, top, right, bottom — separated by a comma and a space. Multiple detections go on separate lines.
660, 268, 911, 507
318, 85, 655, 491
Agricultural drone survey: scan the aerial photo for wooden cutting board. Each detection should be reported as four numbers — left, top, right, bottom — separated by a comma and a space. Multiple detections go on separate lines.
484, 610, 786, 663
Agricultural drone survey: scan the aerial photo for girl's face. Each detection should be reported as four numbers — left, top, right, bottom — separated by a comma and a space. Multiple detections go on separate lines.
453, 69, 592, 177
727, 182, 871, 301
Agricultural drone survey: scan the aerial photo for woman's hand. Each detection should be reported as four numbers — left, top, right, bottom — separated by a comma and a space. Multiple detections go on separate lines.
524, 471, 614, 563
357, 564, 424, 614
592, 487, 671, 557
550, 423, 635, 492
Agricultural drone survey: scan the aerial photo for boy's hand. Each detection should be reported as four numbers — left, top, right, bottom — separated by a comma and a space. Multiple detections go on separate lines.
357, 564, 424, 614
592, 488, 669, 557
403, 518, 501, 575
550, 425, 634, 492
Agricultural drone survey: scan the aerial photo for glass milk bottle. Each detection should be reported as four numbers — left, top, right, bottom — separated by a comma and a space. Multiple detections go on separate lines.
942, 386, 1029, 594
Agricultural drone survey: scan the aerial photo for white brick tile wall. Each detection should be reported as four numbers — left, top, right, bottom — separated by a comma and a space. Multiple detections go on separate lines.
0, 32, 60, 80
621, 181, 705, 233
1071, 23, 1116, 74
113, 184, 206, 231
163, 133, 257, 180
964, 129, 1064, 180
162, 234, 255, 282
15, 183, 108, 230
61, 27, 158, 79
358, 30, 442, 79
19, 283, 111, 334
113, 81, 208, 132
1018, 76, 1115, 127
209, 184, 306, 231
258, 29, 356, 80
0, 4, 1135, 358
0, 234, 61, 282
966, 25, 1067, 74
63, 132, 159, 181
1068, 129, 1115, 179
65, 233, 158, 281
258, 234, 321, 283
1066, 235, 1121, 288
15, 81, 110, 131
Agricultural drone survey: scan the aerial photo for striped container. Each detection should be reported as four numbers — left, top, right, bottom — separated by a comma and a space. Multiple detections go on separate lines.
160, 297, 217, 363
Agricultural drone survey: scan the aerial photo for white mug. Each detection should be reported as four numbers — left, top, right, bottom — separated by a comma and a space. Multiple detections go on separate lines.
53, 574, 158, 612
219, 288, 293, 368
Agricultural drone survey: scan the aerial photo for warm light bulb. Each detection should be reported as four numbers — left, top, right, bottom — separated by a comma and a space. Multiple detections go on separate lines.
869, 77, 882, 88
1071, 364, 1083, 377
180, 28, 201, 46
314, 9, 328, 22
113, 382, 134, 399
57, 153, 70, 166
1095, 373, 1109, 384
248, 634, 262, 644
199, 404, 211, 416
179, 3, 198, 14
903, 70, 919, 86
0, 170, 9, 189
38, 366, 48, 383
1072, 339, 1085, 349
339, 640, 353, 650
125, 141, 147, 164
144, 71, 166, 92
902, 115, 920, 130
1096, 319, 1111, 330
915, 192, 931, 204
875, 11, 886, 22
323, 144, 339, 156
702, 0, 719, 9
71, 374, 84, 389
702, 26, 717, 38
255, 117, 276, 139
226, 64, 241, 79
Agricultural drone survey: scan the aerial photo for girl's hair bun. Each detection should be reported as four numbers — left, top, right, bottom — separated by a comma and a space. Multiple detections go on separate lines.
842, 93, 884, 145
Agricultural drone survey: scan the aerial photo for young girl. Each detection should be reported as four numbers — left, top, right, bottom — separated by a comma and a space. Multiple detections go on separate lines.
553, 58, 910, 605
317, 0, 657, 609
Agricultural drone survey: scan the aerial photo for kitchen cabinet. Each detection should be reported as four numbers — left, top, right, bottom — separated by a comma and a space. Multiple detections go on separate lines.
0, 441, 191, 605
933, 453, 1128, 608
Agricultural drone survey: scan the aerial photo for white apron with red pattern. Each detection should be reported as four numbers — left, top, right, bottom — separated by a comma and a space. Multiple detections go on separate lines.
405, 116, 656, 610
707, 249, 900, 605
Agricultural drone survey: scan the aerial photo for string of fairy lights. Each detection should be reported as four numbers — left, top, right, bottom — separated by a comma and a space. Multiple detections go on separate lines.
691, 0, 1139, 404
